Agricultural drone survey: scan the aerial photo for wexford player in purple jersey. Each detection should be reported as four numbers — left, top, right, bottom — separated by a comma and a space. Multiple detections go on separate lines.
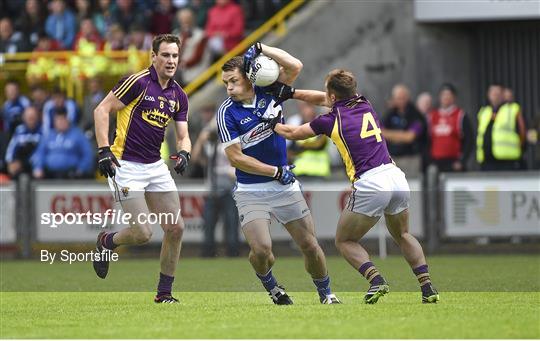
267, 69, 439, 304
216, 43, 340, 305
92, 34, 191, 304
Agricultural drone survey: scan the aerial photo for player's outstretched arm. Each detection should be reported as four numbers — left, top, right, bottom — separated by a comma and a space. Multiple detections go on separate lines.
224, 143, 279, 177
259, 44, 303, 86
94, 91, 126, 148
294, 89, 331, 107
274, 122, 317, 141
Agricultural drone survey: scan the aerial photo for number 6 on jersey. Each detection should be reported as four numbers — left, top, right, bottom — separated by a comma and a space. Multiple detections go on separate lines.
360, 112, 382, 142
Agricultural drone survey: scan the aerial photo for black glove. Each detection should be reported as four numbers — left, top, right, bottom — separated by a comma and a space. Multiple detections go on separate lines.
170, 150, 190, 175
97, 146, 120, 178
273, 165, 296, 185
267, 110, 283, 131
243, 41, 262, 74
262, 81, 295, 107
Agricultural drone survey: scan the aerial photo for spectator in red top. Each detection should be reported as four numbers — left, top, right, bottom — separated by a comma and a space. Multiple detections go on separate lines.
73, 17, 104, 51
205, 0, 244, 60
427, 84, 473, 172
150, 0, 176, 35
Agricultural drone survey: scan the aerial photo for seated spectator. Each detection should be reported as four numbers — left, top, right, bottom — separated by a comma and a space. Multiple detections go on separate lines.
33, 32, 61, 52
93, 0, 114, 38
104, 24, 127, 51
5, 106, 42, 179
32, 108, 93, 179
42, 87, 79, 136
0, 17, 32, 53
30, 84, 49, 114
382, 84, 426, 176
110, 0, 147, 33
205, 0, 245, 61
75, 0, 93, 24
174, 7, 210, 85
150, 0, 175, 35
288, 102, 330, 180
14, 0, 46, 48
128, 24, 153, 51
73, 17, 104, 51
45, 0, 77, 49
476, 84, 526, 171
2, 79, 31, 136
428, 84, 473, 172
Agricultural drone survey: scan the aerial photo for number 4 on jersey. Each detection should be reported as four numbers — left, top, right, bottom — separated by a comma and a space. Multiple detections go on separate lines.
360, 112, 382, 142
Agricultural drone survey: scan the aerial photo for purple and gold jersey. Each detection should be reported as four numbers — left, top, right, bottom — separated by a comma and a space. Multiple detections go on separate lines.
310, 95, 392, 182
111, 65, 188, 164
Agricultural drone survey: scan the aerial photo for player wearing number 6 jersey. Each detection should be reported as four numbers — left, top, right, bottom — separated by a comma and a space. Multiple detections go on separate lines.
268, 69, 439, 304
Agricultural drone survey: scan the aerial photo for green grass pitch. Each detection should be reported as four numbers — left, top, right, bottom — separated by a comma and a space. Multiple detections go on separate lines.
1, 255, 539, 338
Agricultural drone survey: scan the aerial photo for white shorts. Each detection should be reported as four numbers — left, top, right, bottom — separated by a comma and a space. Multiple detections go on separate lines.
108, 159, 177, 201
233, 180, 310, 226
346, 163, 410, 217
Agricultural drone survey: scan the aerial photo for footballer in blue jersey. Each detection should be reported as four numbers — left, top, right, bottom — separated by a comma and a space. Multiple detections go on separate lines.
216, 43, 340, 305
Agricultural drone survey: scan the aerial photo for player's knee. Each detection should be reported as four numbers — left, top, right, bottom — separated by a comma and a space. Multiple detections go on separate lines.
252, 244, 273, 260
334, 239, 345, 253
133, 228, 153, 244
164, 223, 184, 240
298, 238, 320, 256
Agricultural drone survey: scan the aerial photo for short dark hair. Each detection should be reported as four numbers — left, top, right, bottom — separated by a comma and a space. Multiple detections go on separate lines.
325, 69, 357, 101
152, 34, 181, 54
439, 83, 457, 95
54, 106, 67, 116
221, 56, 244, 73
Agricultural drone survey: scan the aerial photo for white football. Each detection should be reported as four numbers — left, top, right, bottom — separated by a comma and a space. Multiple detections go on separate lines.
246, 54, 280, 86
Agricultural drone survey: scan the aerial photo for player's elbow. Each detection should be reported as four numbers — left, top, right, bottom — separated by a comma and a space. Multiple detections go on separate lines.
290, 60, 303, 78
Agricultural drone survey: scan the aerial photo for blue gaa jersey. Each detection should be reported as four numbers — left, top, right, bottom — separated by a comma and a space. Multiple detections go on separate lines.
217, 86, 286, 184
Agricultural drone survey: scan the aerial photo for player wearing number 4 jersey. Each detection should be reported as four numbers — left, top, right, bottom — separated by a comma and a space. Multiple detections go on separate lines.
268, 69, 439, 304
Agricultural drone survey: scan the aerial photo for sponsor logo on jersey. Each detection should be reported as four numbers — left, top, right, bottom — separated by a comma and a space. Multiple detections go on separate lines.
240, 117, 252, 125
240, 121, 273, 147
141, 108, 171, 128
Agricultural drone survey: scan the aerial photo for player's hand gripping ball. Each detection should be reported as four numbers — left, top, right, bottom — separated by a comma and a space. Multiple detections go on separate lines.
246, 55, 280, 86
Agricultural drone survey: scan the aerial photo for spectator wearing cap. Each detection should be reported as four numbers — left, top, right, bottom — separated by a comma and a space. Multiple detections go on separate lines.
32, 107, 93, 179
476, 84, 526, 171
427, 84, 473, 172
382, 84, 427, 176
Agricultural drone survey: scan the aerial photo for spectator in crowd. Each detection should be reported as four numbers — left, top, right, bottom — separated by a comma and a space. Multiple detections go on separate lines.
80, 78, 105, 136
42, 87, 79, 136
5, 106, 42, 179
191, 112, 239, 258
29, 85, 49, 114
33, 32, 61, 52
93, 0, 114, 38
14, 0, 46, 48
476, 84, 526, 171
189, 0, 211, 29
503, 86, 515, 104
32, 108, 93, 179
416, 92, 433, 117
110, 0, 147, 33
128, 24, 153, 51
2, 80, 31, 136
382, 84, 426, 176
45, 0, 77, 49
75, 0, 93, 25
103, 24, 127, 51
288, 102, 331, 180
73, 17, 104, 51
205, 0, 245, 61
174, 7, 210, 85
428, 84, 473, 172
150, 0, 176, 35
0, 17, 32, 53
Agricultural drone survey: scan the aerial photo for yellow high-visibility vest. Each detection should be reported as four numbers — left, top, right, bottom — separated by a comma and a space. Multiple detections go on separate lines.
294, 136, 331, 177
476, 102, 521, 163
